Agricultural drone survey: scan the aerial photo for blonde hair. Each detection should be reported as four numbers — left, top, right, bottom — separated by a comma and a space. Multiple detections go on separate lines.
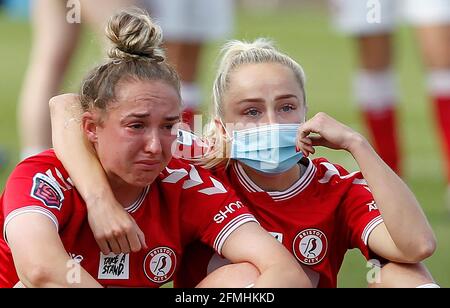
199, 38, 307, 169
80, 7, 180, 113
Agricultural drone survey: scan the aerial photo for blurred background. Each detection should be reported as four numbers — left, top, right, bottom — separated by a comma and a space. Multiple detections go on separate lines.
0, 0, 449, 287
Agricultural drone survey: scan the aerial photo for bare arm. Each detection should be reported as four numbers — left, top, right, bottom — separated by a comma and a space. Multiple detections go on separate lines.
297, 112, 436, 263
6, 213, 101, 287
221, 222, 312, 288
49, 94, 146, 254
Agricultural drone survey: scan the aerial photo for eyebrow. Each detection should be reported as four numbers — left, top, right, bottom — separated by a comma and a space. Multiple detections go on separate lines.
125, 112, 151, 119
237, 94, 299, 104
165, 115, 181, 121
275, 94, 299, 101
123, 113, 181, 121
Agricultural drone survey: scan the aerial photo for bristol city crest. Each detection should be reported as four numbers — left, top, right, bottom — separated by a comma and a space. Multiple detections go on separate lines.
292, 228, 328, 265
143, 247, 177, 284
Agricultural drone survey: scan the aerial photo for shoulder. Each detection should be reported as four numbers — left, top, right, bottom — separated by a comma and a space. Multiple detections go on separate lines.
12, 150, 72, 188
9, 150, 68, 181
159, 158, 227, 188
2, 150, 78, 234
311, 157, 366, 186
4, 150, 74, 209
15, 150, 67, 174
156, 159, 232, 200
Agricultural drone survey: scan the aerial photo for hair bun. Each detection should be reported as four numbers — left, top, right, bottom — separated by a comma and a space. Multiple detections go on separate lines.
106, 7, 165, 62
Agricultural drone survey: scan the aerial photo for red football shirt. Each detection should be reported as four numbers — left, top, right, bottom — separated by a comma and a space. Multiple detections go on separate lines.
0, 150, 256, 287
175, 157, 383, 288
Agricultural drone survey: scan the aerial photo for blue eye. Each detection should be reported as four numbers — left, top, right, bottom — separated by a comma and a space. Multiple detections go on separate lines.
281, 105, 295, 112
244, 109, 261, 117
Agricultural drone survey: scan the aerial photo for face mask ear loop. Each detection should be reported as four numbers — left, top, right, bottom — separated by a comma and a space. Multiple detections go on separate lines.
217, 117, 234, 168
219, 118, 233, 142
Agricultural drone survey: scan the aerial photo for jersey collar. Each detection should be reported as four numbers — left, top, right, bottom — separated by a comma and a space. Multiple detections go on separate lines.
124, 186, 150, 213
232, 158, 317, 202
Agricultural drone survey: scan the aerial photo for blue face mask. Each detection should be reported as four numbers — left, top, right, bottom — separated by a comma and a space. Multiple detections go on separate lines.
230, 124, 303, 174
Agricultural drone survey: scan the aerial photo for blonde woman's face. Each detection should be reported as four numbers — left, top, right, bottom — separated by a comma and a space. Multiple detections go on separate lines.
222, 62, 305, 129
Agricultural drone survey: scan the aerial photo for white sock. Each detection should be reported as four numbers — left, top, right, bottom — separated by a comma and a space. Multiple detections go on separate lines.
427, 70, 450, 97
353, 69, 398, 111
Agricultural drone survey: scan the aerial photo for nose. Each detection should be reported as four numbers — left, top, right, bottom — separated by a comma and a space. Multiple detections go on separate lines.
145, 130, 162, 155
261, 110, 279, 126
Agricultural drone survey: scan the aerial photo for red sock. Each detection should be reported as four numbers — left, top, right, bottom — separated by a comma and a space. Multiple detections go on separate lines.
434, 96, 450, 182
362, 107, 401, 174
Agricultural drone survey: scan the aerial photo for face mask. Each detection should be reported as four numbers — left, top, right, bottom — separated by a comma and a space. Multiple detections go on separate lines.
230, 124, 303, 174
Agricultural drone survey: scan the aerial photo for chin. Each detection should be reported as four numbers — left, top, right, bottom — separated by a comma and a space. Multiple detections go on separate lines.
132, 174, 159, 187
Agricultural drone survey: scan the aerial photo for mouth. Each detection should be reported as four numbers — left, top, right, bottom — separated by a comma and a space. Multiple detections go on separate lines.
135, 160, 161, 169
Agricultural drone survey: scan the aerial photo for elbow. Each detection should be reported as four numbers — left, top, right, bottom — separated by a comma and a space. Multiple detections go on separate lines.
417, 236, 437, 261
48, 95, 62, 113
48, 96, 56, 110
20, 264, 55, 288
408, 235, 437, 263
49, 93, 79, 114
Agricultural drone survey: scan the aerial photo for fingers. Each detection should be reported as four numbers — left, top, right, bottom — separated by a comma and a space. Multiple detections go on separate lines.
107, 237, 122, 255
89, 205, 146, 255
309, 135, 329, 147
136, 225, 148, 250
117, 235, 131, 255
97, 221, 146, 256
126, 229, 147, 253
126, 225, 147, 253
96, 237, 112, 255
125, 217, 147, 253
297, 137, 315, 157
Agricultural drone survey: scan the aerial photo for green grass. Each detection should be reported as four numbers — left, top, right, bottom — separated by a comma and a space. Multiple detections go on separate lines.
1, 6, 449, 287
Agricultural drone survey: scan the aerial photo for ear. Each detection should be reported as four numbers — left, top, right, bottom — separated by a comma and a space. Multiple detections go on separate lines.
81, 111, 99, 143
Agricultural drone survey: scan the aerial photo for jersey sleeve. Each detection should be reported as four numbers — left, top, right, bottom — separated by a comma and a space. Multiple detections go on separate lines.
173, 163, 258, 256
2, 155, 74, 243
337, 169, 383, 259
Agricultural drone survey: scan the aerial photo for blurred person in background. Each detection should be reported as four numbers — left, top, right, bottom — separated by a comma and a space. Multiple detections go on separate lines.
142, 0, 235, 129
17, 0, 234, 161
331, 0, 450, 195
17, 0, 134, 160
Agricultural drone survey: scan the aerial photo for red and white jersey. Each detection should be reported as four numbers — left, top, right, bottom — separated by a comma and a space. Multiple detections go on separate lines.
0, 150, 256, 288
175, 157, 383, 288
